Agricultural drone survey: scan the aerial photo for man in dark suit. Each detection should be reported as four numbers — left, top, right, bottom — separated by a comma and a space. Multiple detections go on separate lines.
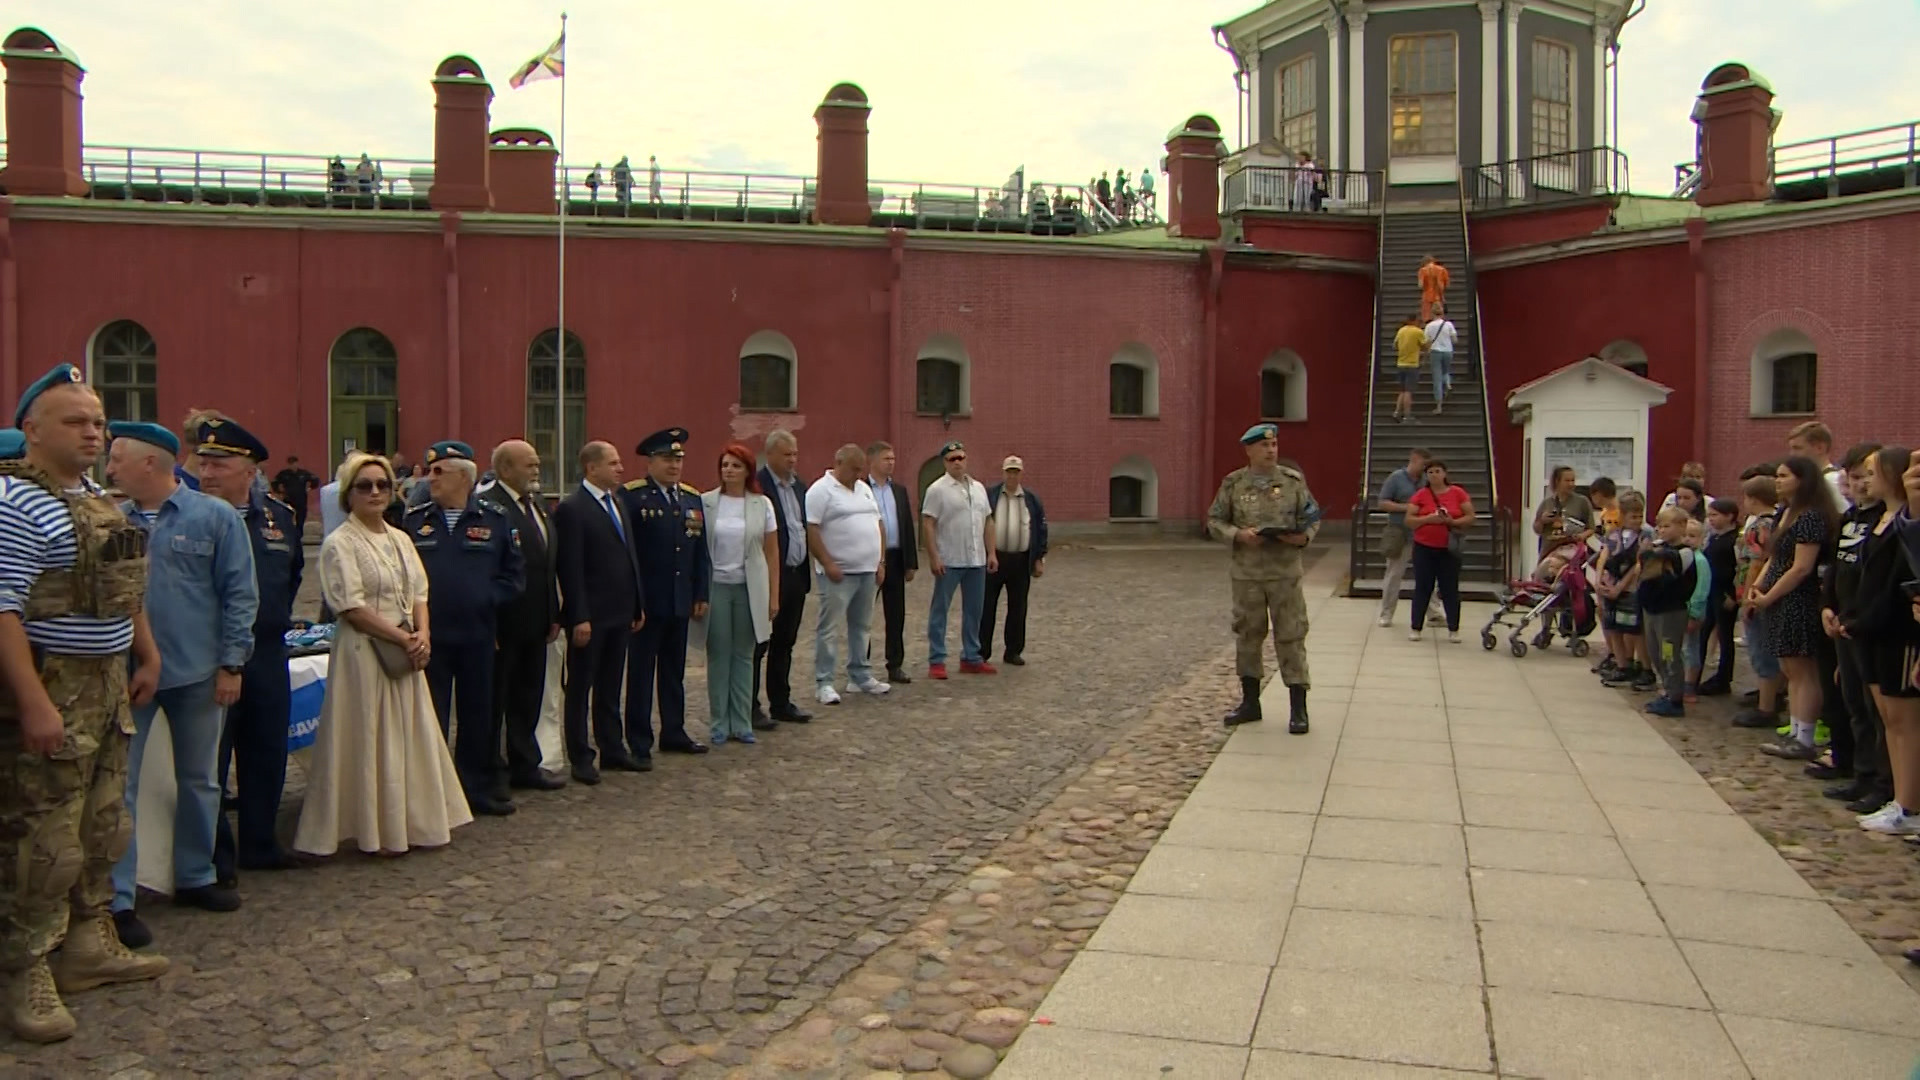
479, 439, 565, 792
754, 429, 814, 726
622, 428, 711, 758
550, 439, 649, 784
866, 440, 919, 683
983, 455, 1048, 666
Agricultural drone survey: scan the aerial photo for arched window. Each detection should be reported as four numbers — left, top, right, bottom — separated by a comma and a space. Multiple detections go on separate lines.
1109, 343, 1160, 418
329, 327, 399, 466
1109, 455, 1159, 521
1749, 328, 1818, 417
89, 320, 159, 423
917, 454, 947, 501
915, 334, 971, 417
528, 329, 587, 489
1599, 339, 1648, 378
740, 330, 797, 411
1259, 349, 1308, 421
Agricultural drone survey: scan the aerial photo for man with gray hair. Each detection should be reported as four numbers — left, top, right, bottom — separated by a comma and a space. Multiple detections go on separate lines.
805, 445, 889, 704
754, 430, 814, 725
403, 441, 524, 816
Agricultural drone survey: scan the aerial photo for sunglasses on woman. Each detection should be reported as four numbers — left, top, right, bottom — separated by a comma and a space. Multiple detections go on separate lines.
351, 478, 394, 495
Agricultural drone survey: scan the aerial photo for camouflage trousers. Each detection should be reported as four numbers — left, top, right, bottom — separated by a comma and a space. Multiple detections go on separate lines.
1231, 577, 1310, 686
0, 653, 133, 972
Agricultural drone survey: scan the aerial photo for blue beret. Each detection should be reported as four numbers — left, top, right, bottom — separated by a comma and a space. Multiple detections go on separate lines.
636, 428, 689, 458
13, 364, 85, 428
193, 417, 269, 462
108, 420, 181, 457
424, 440, 474, 465
1240, 423, 1278, 445
938, 440, 965, 458
0, 429, 24, 461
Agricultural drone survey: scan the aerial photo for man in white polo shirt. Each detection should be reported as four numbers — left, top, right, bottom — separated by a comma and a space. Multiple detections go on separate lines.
921, 440, 997, 679
805, 444, 890, 705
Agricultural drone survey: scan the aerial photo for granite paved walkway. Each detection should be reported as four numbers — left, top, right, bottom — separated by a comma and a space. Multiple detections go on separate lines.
999, 586, 1920, 1080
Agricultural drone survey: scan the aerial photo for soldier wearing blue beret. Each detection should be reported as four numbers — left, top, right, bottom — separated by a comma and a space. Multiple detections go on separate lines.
404, 441, 526, 815
621, 428, 711, 759
0, 428, 26, 460
191, 418, 310, 883
1206, 422, 1321, 733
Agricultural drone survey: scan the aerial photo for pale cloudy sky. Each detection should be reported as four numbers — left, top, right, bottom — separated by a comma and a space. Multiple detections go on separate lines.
2, 0, 1914, 197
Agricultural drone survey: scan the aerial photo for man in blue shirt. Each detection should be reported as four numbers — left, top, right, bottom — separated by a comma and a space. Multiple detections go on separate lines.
0, 367, 169, 1042
105, 421, 258, 943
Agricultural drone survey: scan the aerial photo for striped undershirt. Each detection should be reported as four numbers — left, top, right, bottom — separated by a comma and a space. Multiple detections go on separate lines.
0, 476, 136, 655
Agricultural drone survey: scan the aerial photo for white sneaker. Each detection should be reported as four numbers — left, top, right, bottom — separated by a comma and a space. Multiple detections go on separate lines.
1861, 807, 1920, 835
1858, 801, 1904, 826
816, 685, 842, 706
850, 677, 891, 696
1447, 630, 1461, 644
1408, 630, 1423, 642
1377, 615, 1392, 628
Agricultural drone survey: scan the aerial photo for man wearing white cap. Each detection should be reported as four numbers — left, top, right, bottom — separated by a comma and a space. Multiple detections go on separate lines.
983, 456, 1047, 666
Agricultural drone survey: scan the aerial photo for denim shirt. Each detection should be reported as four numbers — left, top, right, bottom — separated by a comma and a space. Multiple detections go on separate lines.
123, 483, 260, 689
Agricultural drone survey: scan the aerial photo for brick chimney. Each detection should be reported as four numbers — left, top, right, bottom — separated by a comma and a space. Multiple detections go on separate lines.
1692, 62, 1777, 207
813, 83, 871, 227
488, 128, 558, 214
1, 27, 87, 197
428, 55, 493, 212
1164, 115, 1227, 240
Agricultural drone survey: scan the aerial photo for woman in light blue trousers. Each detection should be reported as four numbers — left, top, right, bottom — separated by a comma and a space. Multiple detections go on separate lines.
701, 445, 779, 744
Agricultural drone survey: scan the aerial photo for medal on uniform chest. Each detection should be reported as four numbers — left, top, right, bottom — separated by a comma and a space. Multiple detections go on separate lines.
262, 522, 284, 541
417, 522, 434, 536
466, 525, 492, 541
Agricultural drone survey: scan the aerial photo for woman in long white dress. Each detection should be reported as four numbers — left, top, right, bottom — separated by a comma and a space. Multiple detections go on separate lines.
294, 452, 472, 856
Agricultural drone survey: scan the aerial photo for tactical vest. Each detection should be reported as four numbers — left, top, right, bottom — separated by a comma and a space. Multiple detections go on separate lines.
0, 462, 148, 621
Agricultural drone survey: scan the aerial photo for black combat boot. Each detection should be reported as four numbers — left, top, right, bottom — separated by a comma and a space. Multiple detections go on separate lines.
1288, 685, 1310, 735
1223, 677, 1262, 726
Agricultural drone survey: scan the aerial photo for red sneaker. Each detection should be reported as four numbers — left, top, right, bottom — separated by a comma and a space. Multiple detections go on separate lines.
928, 663, 948, 680
960, 661, 998, 675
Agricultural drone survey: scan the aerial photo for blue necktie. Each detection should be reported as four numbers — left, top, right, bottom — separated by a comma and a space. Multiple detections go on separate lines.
603, 494, 626, 542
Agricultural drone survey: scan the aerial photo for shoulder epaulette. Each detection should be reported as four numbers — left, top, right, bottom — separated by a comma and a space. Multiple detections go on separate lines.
623, 479, 647, 491
679, 483, 701, 496
1275, 465, 1305, 483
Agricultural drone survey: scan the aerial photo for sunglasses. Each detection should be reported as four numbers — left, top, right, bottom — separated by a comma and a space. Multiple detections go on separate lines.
351, 478, 394, 494
945, 455, 966, 464
428, 465, 453, 477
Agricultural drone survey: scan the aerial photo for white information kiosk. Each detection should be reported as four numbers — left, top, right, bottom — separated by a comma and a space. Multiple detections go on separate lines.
1507, 356, 1672, 537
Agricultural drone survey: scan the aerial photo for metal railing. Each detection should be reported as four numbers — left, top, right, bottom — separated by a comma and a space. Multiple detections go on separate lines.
1224, 165, 1380, 216
1460, 167, 1510, 584
1470, 147, 1630, 211
1346, 166, 1391, 589
60, 144, 436, 209
1672, 119, 1920, 199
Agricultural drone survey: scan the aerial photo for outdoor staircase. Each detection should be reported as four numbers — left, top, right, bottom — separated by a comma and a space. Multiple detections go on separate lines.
1348, 191, 1508, 600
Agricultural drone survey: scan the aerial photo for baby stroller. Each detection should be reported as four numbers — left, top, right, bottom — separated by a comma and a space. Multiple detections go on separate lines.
1479, 540, 1598, 658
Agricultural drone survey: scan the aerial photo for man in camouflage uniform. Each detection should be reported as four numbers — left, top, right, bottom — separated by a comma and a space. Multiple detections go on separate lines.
1207, 422, 1321, 734
0, 365, 169, 1042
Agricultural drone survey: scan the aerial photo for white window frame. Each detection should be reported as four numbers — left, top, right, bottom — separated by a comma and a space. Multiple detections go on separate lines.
1530, 38, 1575, 160
1388, 31, 1459, 159
1275, 55, 1317, 156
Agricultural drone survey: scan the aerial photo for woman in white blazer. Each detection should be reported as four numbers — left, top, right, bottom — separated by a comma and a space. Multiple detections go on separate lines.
702, 445, 781, 744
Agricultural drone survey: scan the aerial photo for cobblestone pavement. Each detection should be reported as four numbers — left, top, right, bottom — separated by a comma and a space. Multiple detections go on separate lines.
3, 543, 1324, 1078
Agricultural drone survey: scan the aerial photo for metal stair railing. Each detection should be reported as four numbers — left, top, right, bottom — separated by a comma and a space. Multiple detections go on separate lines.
1347, 174, 1392, 588
1457, 170, 1509, 583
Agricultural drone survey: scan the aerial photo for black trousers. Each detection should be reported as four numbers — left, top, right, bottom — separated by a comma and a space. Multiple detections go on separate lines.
1818, 632, 1854, 771
1697, 591, 1738, 687
754, 564, 809, 711
981, 550, 1033, 661
1837, 636, 1887, 787
873, 548, 908, 671
495, 633, 549, 782
427, 639, 497, 794
625, 614, 691, 754
213, 646, 291, 880
1410, 544, 1461, 632
565, 624, 631, 769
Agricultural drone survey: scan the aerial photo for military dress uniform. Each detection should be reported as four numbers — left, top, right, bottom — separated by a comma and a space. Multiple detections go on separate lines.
1207, 422, 1322, 733
195, 420, 307, 883
404, 441, 526, 815
622, 428, 711, 758
0, 365, 169, 1042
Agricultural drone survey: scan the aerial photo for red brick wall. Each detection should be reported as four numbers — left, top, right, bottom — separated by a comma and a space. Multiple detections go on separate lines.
1468, 201, 1615, 256
1237, 215, 1378, 262
1477, 241, 1696, 506
1702, 210, 1920, 485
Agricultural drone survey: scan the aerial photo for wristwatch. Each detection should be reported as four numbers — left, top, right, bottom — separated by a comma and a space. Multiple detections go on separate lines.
220, 665, 244, 676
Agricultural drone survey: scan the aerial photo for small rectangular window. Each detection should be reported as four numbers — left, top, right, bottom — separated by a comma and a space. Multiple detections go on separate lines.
1276, 56, 1317, 156
1389, 33, 1458, 157
1530, 40, 1574, 159
1260, 370, 1289, 420
1110, 365, 1147, 417
1769, 353, 1818, 415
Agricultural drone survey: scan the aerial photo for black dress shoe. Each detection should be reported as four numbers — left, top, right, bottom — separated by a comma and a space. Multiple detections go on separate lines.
886, 669, 913, 684
1696, 680, 1732, 697
571, 765, 602, 786
1003, 656, 1026, 666
488, 782, 512, 804
238, 851, 318, 872
751, 717, 780, 732
467, 792, 518, 817
773, 705, 812, 724
751, 705, 770, 725
661, 741, 709, 755
174, 883, 242, 912
603, 753, 651, 772
114, 909, 153, 950
1804, 762, 1852, 781
1825, 781, 1869, 802
510, 772, 566, 791
1850, 790, 1895, 814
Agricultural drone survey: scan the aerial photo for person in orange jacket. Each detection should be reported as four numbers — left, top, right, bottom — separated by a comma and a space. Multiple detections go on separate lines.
1418, 255, 1450, 322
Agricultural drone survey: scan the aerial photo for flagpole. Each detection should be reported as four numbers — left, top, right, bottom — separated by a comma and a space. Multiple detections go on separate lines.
555, 11, 569, 483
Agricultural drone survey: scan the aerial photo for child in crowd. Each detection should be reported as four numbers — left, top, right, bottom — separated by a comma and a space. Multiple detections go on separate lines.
1682, 518, 1711, 699
1732, 475, 1784, 728
1661, 462, 1712, 513
1698, 498, 1743, 695
1597, 490, 1656, 690
1589, 477, 1621, 533
1637, 506, 1711, 717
